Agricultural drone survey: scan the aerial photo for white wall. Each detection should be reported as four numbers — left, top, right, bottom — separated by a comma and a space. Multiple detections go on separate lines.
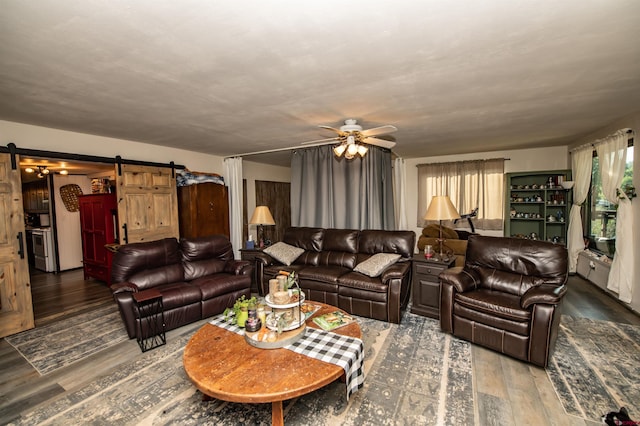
403, 145, 570, 242
52, 174, 92, 271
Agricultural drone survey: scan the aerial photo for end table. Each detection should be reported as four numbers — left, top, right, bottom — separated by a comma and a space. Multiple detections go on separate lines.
411, 254, 456, 319
133, 288, 166, 352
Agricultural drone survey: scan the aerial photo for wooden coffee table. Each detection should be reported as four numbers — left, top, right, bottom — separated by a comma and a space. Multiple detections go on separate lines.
183, 302, 361, 425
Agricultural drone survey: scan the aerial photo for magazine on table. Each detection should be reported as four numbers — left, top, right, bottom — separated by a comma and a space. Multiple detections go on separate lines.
312, 311, 355, 331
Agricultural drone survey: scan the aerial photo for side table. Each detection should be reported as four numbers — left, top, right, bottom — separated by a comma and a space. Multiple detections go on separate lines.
411, 255, 456, 319
240, 248, 264, 295
133, 288, 166, 352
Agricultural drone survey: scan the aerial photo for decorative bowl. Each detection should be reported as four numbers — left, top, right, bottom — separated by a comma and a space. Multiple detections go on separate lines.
560, 181, 574, 189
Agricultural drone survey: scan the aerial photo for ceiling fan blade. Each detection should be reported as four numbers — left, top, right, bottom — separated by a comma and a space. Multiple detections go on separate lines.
318, 125, 343, 135
364, 136, 396, 149
300, 137, 339, 146
361, 125, 398, 137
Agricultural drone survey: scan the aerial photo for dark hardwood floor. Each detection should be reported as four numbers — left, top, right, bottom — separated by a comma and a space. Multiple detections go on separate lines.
29, 267, 114, 326
0, 270, 638, 425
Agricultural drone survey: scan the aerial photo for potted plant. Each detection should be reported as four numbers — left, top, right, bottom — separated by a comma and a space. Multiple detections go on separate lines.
224, 294, 257, 327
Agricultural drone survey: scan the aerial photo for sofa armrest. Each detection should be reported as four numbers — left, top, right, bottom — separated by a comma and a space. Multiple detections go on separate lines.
225, 260, 252, 275
253, 252, 277, 266
111, 282, 139, 295
521, 284, 567, 309
380, 261, 411, 282
439, 267, 478, 293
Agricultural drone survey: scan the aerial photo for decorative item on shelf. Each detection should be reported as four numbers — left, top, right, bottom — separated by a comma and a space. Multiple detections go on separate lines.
249, 205, 275, 248
560, 180, 574, 190
423, 196, 461, 262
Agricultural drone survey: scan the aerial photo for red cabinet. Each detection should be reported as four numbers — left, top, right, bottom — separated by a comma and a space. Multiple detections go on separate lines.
79, 193, 118, 285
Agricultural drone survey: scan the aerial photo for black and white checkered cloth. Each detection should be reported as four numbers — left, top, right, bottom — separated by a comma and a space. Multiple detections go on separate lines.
210, 315, 364, 399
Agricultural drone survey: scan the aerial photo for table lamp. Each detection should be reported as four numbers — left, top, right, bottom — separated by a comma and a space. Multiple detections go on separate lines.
423, 196, 461, 261
249, 206, 275, 248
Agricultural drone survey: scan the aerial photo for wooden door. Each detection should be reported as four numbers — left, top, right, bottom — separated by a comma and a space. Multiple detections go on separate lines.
0, 153, 34, 338
116, 164, 179, 244
255, 180, 291, 244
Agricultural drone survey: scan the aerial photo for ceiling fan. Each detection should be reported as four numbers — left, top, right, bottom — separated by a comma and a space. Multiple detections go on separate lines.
301, 119, 397, 159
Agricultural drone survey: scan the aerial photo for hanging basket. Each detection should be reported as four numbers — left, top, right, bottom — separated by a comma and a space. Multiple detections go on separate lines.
60, 184, 83, 212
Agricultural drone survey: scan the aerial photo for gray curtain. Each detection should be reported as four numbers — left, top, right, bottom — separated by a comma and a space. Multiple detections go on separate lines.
291, 145, 395, 230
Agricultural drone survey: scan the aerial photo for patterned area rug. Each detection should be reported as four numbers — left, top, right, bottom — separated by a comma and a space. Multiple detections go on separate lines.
547, 315, 640, 423
12, 310, 475, 425
4, 304, 128, 375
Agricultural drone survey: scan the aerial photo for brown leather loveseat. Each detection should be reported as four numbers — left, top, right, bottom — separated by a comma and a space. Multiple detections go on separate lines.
254, 227, 415, 324
439, 235, 568, 367
111, 235, 251, 339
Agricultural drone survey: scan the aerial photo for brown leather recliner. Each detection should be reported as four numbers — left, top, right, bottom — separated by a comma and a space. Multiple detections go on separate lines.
439, 235, 568, 367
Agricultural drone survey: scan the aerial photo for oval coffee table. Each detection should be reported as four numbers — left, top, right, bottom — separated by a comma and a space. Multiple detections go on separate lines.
183, 302, 361, 425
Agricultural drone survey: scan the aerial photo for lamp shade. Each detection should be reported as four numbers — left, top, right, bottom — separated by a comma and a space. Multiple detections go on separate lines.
249, 206, 275, 225
423, 196, 461, 221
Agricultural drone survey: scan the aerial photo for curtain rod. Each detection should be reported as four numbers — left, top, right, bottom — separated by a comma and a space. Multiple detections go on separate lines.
416, 157, 509, 167
570, 128, 634, 153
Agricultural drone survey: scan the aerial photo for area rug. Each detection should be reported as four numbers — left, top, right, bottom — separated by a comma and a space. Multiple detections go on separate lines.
4, 303, 128, 375
547, 315, 640, 423
12, 310, 474, 425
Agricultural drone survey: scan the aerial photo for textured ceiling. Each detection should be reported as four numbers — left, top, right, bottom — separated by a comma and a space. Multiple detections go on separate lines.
1, 1, 640, 166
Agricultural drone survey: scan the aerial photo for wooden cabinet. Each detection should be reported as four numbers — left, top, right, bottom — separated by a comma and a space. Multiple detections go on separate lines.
178, 183, 230, 239
505, 170, 572, 245
22, 179, 49, 213
79, 193, 118, 285
411, 255, 455, 319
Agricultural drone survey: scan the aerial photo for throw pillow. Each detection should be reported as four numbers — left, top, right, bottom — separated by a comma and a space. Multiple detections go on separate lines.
354, 253, 402, 278
263, 242, 305, 266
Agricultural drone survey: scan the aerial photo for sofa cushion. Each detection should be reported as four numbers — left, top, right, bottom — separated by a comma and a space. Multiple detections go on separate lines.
180, 235, 234, 262
153, 282, 202, 310
127, 263, 185, 291
283, 227, 324, 252
454, 289, 531, 322
191, 274, 252, 300
183, 259, 227, 281
338, 271, 389, 294
264, 242, 305, 266
354, 253, 401, 277
111, 238, 182, 287
299, 265, 352, 283
358, 230, 415, 259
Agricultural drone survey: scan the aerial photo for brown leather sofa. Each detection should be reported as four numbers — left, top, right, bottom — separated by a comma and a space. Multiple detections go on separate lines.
111, 235, 252, 339
253, 227, 415, 324
439, 235, 568, 367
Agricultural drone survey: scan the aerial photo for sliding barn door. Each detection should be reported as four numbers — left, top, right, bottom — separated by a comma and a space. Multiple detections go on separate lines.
0, 153, 34, 338
116, 164, 179, 244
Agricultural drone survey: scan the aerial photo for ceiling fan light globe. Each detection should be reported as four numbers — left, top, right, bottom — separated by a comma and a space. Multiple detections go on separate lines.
357, 145, 368, 156
333, 144, 347, 157
42, 168, 50, 174
347, 143, 359, 156
344, 151, 355, 160
25, 167, 34, 173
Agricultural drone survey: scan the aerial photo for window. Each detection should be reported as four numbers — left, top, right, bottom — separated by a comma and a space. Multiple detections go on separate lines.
416, 158, 504, 230
586, 143, 633, 257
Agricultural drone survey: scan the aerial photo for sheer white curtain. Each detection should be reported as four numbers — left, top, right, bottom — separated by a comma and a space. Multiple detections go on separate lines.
393, 157, 408, 230
416, 158, 504, 230
567, 147, 593, 273
595, 130, 634, 303
223, 157, 243, 259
